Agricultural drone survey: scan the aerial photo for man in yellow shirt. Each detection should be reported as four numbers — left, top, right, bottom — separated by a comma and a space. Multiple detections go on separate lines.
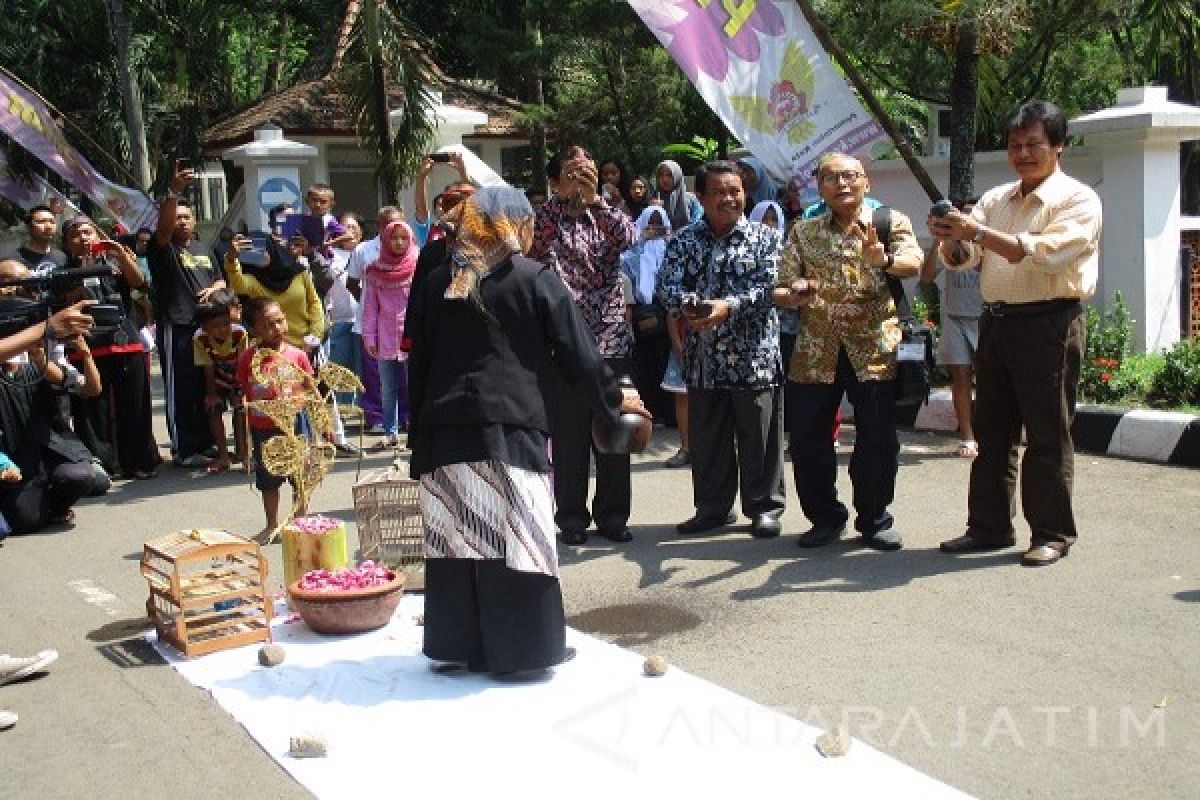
928, 101, 1102, 567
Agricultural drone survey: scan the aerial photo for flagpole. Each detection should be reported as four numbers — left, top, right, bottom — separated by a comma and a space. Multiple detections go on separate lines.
792, 0, 943, 202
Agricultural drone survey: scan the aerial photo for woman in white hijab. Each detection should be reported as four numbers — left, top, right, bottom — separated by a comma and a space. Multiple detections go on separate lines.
748, 200, 785, 234
652, 160, 703, 232
620, 207, 676, 435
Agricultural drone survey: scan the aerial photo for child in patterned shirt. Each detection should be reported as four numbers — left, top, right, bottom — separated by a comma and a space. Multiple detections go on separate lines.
193, 290, 249, 474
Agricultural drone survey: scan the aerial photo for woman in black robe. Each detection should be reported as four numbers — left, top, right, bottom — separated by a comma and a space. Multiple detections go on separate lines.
405, 187, 647, 676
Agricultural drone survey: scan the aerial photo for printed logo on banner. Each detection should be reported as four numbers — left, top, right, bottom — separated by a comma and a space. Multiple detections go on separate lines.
628, 0, 892, 189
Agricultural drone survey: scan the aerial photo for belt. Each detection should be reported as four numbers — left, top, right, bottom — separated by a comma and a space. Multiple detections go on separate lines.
982, 298, 1079, 318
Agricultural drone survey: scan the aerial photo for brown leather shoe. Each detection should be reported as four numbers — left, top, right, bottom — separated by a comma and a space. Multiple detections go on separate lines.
1020, 543, 1069, 567
939, 531, 1015, 554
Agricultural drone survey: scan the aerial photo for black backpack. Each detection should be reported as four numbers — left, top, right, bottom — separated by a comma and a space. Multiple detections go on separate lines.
873, 207, 934, 408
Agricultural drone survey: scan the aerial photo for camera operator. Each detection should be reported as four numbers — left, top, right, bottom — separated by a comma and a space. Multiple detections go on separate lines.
0, 258, 102, 535
61, 218, 161, 480
149, 162, 227, 468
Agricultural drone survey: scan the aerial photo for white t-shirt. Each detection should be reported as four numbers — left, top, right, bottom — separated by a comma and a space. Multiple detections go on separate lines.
346, 237, 382, 334
326, 247, 358, 325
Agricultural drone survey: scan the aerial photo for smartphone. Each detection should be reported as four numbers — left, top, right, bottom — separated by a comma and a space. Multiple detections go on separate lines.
430, 152, 452, 163
87, 240, 111, 256
238, 233, 271, 268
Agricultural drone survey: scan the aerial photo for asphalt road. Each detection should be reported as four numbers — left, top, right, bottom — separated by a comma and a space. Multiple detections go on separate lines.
1, 411, 1197, 799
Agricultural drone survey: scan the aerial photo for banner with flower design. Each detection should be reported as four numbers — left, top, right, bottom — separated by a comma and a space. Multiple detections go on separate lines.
0, 70, 156, 231
628, 0, 891, 188
0, 151, 82, 218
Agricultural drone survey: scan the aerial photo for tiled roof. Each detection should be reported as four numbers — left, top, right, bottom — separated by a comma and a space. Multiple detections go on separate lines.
203, 1, 523, 148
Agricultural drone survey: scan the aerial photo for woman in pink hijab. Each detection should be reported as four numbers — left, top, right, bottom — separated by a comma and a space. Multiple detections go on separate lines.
362, 220, 418, 448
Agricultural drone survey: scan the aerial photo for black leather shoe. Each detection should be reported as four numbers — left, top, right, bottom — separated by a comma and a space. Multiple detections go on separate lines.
939, 531, 1015, 554
1020, 543, 1069, 567
750, 514, 781, 539
795, 522, 846, 548
677, 511, 737, 535
559, 529, 588, 545
598, 528, 633, 543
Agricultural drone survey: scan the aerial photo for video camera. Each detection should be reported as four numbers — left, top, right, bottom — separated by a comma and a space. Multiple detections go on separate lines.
0, 265, 123, 339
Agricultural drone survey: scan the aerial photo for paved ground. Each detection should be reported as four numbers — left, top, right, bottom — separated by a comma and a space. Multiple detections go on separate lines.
1, 407, 1197, 799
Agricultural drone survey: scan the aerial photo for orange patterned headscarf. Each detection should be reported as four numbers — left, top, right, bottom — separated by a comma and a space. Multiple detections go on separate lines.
444, 187, 535, 301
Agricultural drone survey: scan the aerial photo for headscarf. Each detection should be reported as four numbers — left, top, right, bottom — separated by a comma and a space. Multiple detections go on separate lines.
737, 156, 780, 209
367, 220, 418, 285
748, 201, 786, 234
654, 159, 693, 232
632, 206, 671, 305
444, 186, 534, 302
238, 233, 307, 294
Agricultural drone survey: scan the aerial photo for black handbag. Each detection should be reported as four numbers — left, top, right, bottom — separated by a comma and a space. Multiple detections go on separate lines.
875, 207, 934, 408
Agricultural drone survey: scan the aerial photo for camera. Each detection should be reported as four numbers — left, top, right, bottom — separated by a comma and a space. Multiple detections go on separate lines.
931, 199, 955, 217
0, 265, 123, 338
430, 152, 452, 163
681, 292, 713, 319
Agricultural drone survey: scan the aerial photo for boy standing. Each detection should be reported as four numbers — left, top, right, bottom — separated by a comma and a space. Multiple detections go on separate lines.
193, 290, 249, 474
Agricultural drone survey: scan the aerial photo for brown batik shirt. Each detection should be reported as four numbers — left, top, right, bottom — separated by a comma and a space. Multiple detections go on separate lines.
778, 205, 924, 383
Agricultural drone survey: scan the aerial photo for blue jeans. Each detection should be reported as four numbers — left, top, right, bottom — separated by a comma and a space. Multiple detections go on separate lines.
377, 359, 409, 436
324, 321, 360, 405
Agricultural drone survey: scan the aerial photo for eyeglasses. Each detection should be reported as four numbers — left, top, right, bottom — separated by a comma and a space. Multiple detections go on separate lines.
819, 170, 864, 186
1006, 141, 1051, 154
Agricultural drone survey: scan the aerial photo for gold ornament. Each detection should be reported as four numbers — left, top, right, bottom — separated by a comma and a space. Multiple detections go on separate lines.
247, 348, 364, 539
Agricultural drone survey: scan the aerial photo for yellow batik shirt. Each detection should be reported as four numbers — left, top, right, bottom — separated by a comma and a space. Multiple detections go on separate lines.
778, 206, 924, 384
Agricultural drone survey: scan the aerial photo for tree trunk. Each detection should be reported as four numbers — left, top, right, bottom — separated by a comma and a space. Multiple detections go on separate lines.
106, 0, 152, 190
947, 17, 979, 206
365, 1, 397, 204
528, 17, 548, 191
263, 14, 291, 96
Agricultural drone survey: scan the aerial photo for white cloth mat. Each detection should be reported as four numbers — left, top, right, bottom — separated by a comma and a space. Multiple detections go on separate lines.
152, 595, 972, 799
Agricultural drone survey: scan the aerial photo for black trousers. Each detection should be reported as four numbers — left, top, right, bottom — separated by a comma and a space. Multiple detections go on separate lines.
0, 456, 95, 535
632, 327, 675, 425
156, 323, 212, 460
71, 352, 161, 475
688, 386, 785, 519
423, 558, 566, 673
968, 305, 1084, 546
545, 356, 632, 536
787, 347, 898, 534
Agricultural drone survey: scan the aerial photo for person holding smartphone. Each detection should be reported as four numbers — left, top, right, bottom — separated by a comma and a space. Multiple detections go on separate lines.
60, 217, 161, 480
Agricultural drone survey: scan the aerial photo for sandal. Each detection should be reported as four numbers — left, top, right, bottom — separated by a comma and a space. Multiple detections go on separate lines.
957, 440, 979, 458
205, 460, 230, 475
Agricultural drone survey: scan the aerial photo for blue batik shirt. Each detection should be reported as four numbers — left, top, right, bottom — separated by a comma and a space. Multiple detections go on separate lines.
656, 216, 782, 390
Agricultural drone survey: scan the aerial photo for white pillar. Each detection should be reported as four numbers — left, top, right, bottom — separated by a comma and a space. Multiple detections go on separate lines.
221, 124, 319, 233
1072, 86, 1200, 353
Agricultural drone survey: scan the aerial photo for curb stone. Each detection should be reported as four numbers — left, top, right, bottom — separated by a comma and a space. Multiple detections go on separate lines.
841, 389, 1200, 467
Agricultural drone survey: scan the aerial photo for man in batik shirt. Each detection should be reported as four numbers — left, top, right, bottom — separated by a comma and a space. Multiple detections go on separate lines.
528, 145, 637, 546
776, 152, 924, 552
657, 160, 786, 539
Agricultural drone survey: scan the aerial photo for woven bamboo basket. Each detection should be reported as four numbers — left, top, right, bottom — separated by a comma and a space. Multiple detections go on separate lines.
352, 467, 425, 592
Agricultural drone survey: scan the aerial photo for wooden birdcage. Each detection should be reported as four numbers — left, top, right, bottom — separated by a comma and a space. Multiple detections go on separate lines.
141, 529, 272, 658
352, 467, 425, 591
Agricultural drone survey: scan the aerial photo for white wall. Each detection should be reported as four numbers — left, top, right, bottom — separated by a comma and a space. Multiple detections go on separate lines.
864, 147, 1102, 248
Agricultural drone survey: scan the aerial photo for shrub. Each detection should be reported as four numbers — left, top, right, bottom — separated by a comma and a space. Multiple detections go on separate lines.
1148, 337, 1200, 408
1109, 353, 1165, 404
1080, 292, 1132, 404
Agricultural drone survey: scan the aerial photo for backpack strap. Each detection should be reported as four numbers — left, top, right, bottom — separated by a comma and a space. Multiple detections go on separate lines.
872, 205, 914, 323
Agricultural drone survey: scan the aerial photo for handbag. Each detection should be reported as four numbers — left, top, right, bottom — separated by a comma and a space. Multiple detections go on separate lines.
632, 302, 666, 336
875, 207, 934, 408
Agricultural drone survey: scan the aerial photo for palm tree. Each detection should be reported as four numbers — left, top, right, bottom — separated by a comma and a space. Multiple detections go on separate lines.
335, 0, 436, 205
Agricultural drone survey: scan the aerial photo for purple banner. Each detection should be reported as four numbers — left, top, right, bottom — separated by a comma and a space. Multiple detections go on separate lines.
0, 71, 155, 231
